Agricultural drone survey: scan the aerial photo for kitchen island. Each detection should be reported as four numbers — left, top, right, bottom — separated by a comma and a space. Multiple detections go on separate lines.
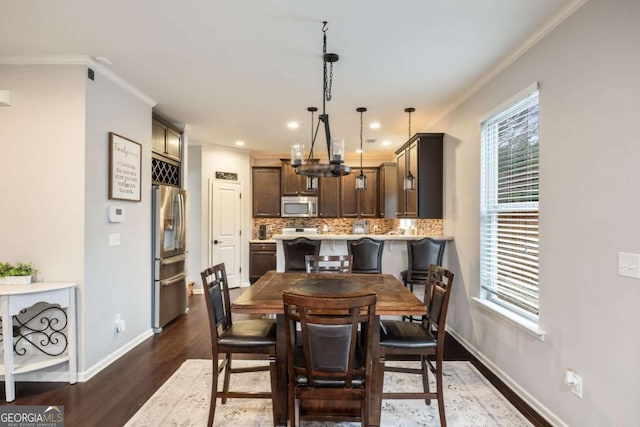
272, 233, 453, 279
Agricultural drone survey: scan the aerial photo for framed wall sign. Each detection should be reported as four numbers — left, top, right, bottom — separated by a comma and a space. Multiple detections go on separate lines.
109, 132, 142, 202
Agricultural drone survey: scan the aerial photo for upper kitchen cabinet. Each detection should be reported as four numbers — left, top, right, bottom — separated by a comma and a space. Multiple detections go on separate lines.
281, 160, 319, 196
378, 162, 397, 218
395, 133, 443, 219
318, 176, 340, 218
152, 115, 182, 162
341, 167, 378, 218
252, 167, 281, 217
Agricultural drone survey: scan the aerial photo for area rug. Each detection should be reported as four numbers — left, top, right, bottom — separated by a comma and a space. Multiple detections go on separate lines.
125, 359, 532, 427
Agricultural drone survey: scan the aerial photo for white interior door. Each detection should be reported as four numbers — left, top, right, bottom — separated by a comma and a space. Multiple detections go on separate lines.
209, 179, 242, 286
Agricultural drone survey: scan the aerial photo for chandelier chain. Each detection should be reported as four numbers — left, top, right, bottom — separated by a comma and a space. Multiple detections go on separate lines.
323, 25, 333, 102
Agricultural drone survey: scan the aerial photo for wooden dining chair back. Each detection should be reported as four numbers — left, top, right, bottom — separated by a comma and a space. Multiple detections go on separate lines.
401, 238, 446, 321
282, 290, 377, 426
379, 264, 455, 427
200, 263, 277, 426
283, 237, 322, 272
305, 254, 353, 274
347, 238, 384, 274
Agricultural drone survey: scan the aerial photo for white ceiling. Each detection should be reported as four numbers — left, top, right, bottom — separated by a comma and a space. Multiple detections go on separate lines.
0, 0, 581, 157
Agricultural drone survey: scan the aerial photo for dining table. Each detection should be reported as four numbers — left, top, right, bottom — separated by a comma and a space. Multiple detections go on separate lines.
231, 270, 426, 426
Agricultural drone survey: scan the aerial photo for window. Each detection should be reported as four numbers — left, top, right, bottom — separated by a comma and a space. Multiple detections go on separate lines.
480, 84, 539, 322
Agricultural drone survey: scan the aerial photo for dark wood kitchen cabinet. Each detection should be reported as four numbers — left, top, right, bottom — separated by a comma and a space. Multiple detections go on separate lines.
395, 133, 443, 219
249, 242, 276, 283
341, 167, 378, 218
152, 115, 182, 161
378, 162, 397, 218
318, 176, 341, 218
281, 160, 318, 196
252, 167, 281, 217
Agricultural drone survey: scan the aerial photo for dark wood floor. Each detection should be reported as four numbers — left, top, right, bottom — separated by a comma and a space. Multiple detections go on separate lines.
1, 292, 551, 427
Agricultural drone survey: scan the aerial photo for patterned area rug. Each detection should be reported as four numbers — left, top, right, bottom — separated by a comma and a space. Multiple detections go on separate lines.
125, 359, 532, 426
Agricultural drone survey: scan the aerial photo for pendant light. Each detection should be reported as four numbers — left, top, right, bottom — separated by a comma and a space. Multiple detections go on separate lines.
290, 21, 350, 178
403, 107, 416, 191
355, 107, 367, 191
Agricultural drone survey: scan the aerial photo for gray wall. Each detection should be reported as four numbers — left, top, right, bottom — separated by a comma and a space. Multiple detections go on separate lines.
0, 62, 154, 377
84, 66, 153, 369
435, 0, 640, 425
187, 144, 252, 288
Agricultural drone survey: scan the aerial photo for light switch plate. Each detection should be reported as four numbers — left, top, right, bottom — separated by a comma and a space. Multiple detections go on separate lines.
618, 252, 640, 279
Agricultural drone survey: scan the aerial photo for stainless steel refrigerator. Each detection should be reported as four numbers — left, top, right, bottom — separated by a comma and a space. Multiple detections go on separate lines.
152, 184, 188, 333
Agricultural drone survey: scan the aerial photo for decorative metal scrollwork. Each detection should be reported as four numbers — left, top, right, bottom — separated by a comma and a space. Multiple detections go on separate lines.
0, 305, 68, 356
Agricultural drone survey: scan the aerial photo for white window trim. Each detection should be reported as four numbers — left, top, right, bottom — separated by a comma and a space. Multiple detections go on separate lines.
479, 82, 541, 327
472, 297, 546, 341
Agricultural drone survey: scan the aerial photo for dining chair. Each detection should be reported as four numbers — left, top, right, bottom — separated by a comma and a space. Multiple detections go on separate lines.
283, 237, 322, 272
401, 238, 446, 321
305, 254, 353, 273
347, 238, 385, 274
283, 289, 377, 427
200, 263, 277, 427
379, 264, 455, 427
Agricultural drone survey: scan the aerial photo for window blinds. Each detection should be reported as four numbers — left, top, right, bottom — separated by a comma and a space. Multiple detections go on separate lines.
480, 87, 539, 317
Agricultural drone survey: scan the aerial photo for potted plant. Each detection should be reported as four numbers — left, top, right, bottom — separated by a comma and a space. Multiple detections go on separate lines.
0, 262, 37, 285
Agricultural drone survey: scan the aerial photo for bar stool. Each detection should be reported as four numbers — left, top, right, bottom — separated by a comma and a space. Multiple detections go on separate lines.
347, 237, 385, 274
283, 237, 321, 272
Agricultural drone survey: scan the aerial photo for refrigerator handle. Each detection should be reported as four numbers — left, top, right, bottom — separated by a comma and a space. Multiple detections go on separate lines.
160, 254, 187, 265
160, 273, 187, 287
178, 193, 186, 249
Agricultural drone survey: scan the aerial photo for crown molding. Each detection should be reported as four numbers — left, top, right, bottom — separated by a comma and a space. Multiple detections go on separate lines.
0, 54, 156, 107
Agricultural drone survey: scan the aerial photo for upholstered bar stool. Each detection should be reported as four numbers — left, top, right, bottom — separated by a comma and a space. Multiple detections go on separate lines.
347, 237, 385, 274
283, 237, 321, 272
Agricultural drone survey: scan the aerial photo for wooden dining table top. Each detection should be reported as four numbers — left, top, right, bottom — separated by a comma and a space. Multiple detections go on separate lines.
232, 271, 426, 316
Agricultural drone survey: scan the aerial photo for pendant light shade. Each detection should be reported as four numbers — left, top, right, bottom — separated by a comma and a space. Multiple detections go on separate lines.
306, 175, 319, 191
404, 170, 415, 191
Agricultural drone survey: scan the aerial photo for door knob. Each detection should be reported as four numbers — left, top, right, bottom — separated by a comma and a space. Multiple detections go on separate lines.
213, 240, 223, 244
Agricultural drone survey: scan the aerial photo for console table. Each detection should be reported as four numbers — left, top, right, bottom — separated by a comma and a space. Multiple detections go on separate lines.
0, 282, 77, 402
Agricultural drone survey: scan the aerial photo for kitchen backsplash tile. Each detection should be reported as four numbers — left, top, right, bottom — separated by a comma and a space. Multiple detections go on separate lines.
252, 218, 443, 239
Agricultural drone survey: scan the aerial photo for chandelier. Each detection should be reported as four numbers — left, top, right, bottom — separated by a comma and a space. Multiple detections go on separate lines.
290, 21, 350, 178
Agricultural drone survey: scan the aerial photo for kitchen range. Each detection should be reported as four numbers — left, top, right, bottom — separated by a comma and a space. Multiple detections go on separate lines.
152, 184, 188, 333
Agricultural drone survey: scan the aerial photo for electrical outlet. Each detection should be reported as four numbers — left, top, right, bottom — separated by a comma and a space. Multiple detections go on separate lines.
115, 313, 126, 333
565, 369, 583, 398
618, 252, 640, 279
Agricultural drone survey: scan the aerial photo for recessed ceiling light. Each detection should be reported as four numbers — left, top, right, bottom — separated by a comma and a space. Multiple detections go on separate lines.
287, 122, 299, 129
235, 140, 245, 146
381, 140, 391, 146
369, 122, 381, 129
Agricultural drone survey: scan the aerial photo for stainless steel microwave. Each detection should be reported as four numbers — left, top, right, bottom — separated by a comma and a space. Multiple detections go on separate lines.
281, 196, 318, 218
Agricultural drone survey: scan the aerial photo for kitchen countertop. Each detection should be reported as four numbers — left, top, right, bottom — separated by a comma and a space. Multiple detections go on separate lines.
270, 234, 453, 241
249, 239, 277, 243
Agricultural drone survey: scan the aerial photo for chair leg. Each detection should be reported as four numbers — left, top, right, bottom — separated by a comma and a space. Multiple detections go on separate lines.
268, 355, 278, 427
208, 357, 218, 427
421, 355, 431, 405
222, 353, 232, 404
288, 381, 296, 427
436, 358, 446, 427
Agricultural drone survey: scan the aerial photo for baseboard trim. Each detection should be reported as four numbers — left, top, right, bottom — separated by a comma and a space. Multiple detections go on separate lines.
78, 328, 155, 382
447, 327, 567, 427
